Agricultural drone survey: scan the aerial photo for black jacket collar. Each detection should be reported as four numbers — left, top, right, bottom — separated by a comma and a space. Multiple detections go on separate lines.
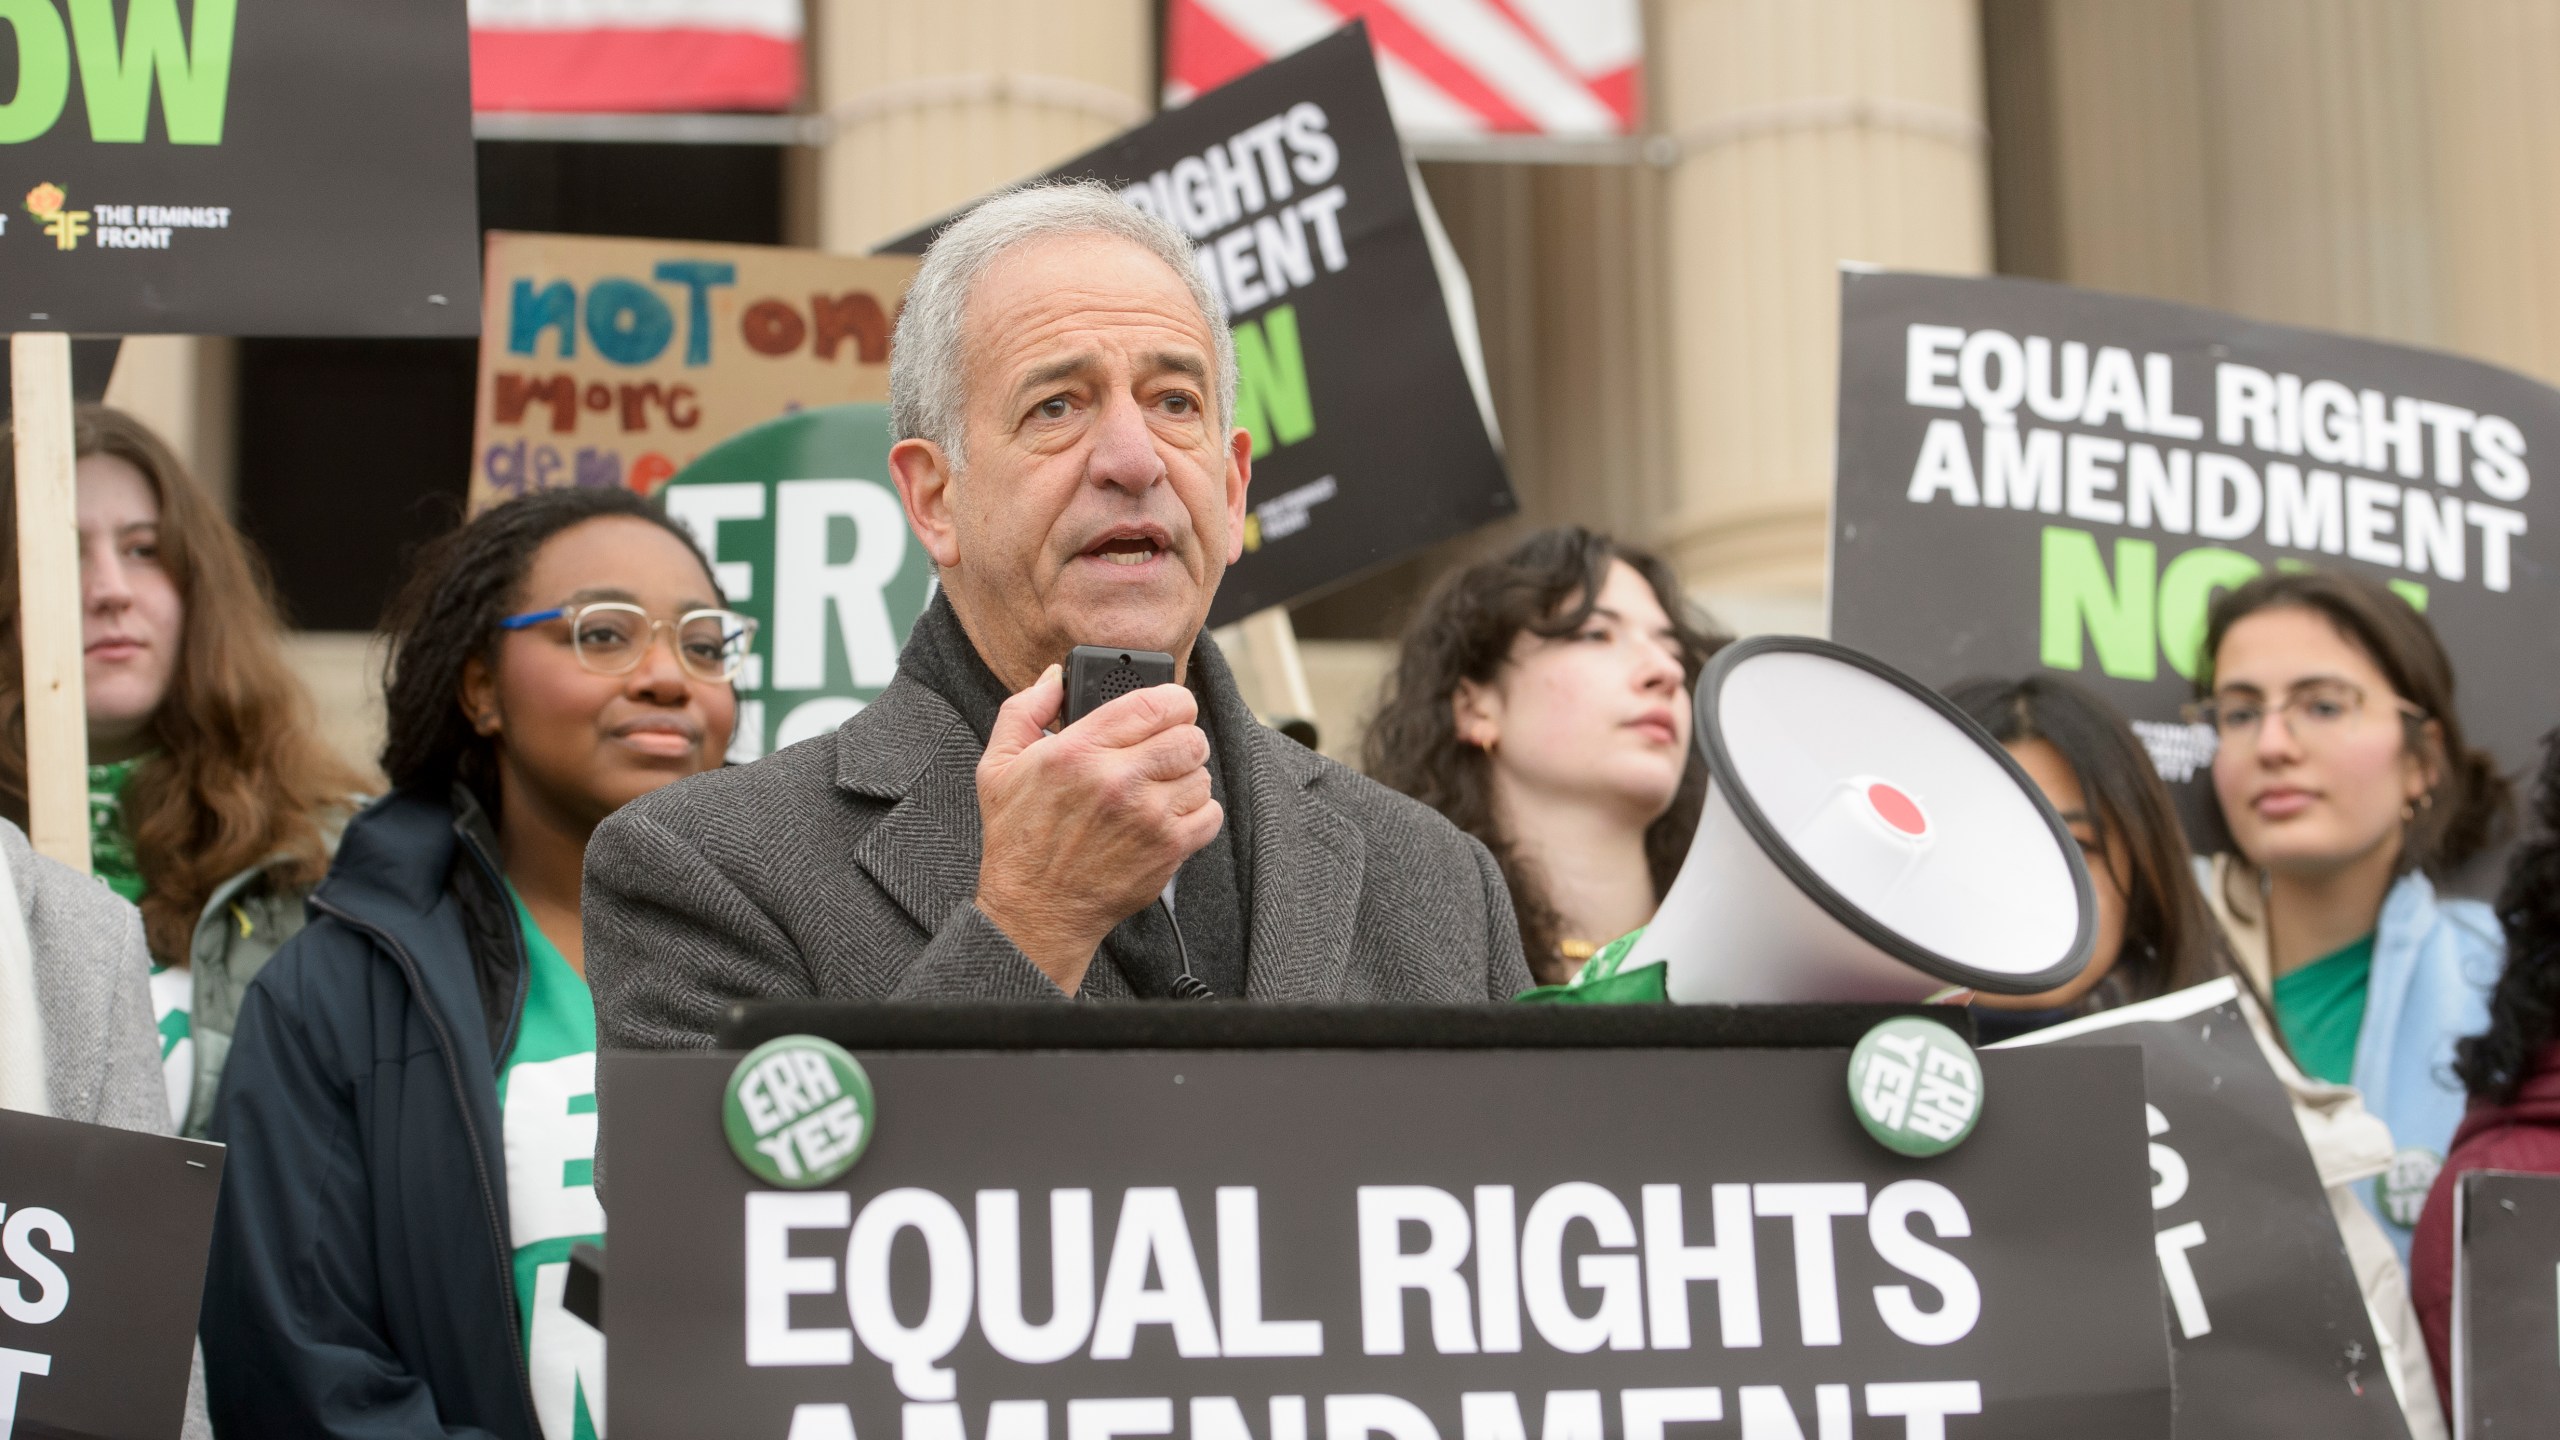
311, 785, 528, 1068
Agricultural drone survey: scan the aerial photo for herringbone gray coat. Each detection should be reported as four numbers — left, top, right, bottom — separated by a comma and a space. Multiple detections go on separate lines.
585, 665, 1532, 1050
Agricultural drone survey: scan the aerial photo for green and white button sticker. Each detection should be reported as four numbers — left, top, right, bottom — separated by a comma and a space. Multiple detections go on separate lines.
1848, 1016, 1983, 1158
2376, 1146, 2441, 1229
724, 1035, 876, 1187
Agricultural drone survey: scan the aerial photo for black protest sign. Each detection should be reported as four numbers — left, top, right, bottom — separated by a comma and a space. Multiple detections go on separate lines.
2005, 980, 2410, 1438
883, 23, 1515, 624
604, 1045, 2170, 1438
0, 1108, 224, 1440
1831, 271, 2560, 841
2455, 1170, 2560, 1435
1, 0, 477, 335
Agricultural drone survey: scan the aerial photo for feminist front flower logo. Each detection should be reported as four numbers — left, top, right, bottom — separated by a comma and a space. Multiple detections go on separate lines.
24, 183, 90, 250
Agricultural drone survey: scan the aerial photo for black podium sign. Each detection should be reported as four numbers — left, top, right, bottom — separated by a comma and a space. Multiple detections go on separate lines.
2004, 981, 2410, 1438
0, 1108, 225, 1440
2456, 1170, 2560, 1435
604, 1042, 2169, 1439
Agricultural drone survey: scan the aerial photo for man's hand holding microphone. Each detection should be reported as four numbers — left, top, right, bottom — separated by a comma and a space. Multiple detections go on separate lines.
973, 665, 1220, 994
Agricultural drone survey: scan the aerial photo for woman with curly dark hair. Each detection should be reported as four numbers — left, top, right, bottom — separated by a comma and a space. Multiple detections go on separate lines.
1365, 528, 1726, 984
2410, 728, 2560, 1409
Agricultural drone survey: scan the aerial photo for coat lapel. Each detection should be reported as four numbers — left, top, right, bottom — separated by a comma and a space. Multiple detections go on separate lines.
833, 674, 1142, 999
1241, 728, 1362, 1002
837, 676, 984, 939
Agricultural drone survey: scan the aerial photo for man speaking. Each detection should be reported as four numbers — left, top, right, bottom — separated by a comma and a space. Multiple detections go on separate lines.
586, 181, 1529, 1042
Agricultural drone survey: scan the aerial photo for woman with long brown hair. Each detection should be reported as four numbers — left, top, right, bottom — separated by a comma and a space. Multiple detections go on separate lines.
2194, 567, 2512, 1254
0, 404, 363, 1135
1366, 527, 1727, 984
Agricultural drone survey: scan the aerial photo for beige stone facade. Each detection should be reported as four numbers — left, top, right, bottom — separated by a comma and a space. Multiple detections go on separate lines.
97, 0, 2560, 760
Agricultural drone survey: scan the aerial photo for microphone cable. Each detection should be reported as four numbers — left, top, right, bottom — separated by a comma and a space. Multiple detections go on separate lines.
1158, 887, 1217, 1002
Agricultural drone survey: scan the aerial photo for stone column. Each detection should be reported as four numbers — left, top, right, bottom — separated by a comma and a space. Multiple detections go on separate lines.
811, 0, 1154, 253
2421, 2, 2560, 388
1652, 0, 1995, 617
2193, 0, 2439, 345
98, 337, 234, 507
1983, 0, 2215, 303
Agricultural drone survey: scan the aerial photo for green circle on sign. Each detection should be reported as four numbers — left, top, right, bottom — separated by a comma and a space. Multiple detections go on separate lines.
723, 1036, 876, 1187
1847, 1016, 1983, 1158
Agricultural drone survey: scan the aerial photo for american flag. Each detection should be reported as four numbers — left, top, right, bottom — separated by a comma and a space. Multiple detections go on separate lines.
469, 0, 804, 113
1164, 0, 1642, 141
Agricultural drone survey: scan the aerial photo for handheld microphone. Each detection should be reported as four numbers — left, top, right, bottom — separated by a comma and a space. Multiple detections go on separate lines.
1064, 644, 1215, 1001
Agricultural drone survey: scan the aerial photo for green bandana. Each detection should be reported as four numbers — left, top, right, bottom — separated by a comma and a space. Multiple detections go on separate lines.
88, 756, 147, 905
1514, 927, 1669, 1005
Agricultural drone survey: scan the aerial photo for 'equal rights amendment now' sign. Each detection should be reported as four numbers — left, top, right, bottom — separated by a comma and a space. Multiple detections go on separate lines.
1831, 271, 2560, 837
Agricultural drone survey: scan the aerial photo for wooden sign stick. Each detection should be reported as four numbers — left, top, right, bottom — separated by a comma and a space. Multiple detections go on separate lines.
1238, 605, 1319, 732
10, 333, 90, 872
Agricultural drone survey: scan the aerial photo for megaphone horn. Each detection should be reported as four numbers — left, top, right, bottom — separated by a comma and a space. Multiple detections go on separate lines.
1629, 636, 2097, 1004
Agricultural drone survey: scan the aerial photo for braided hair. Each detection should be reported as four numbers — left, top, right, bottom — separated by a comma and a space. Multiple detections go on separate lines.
377, 487, 718, 819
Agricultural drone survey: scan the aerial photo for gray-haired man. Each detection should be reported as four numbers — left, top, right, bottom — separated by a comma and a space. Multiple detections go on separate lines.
584, 180, 1529, 1039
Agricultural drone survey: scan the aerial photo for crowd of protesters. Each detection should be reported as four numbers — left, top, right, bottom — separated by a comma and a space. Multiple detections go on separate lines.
3, 178, 2558, 1436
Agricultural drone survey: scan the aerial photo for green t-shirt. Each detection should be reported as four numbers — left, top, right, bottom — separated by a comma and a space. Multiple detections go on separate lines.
498, 889, 605, 1440
2272, 933, 2376, 1087
149, 962, 194, 1126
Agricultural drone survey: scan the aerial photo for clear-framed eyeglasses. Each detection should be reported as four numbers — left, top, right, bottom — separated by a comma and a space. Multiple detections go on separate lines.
498, 601, 758, 684
2181, 678, 2424, 748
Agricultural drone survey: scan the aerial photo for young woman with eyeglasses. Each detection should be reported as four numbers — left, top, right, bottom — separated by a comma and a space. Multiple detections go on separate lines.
2193, 569, 2511, 1254
202, 487, 745, 1440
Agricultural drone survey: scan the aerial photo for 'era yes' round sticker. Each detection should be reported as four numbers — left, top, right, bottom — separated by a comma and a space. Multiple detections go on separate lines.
724, 1035, 876, 1187
1848, 1016, 1983, 1158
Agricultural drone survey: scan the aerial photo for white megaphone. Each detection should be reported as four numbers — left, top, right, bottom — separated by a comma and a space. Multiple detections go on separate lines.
1624, 636, 2096, 1003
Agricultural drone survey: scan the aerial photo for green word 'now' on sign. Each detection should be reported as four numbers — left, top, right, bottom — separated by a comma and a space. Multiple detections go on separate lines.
0, 0, 237, 145
2039, 524, 2430, 684
659, 405, 933, 763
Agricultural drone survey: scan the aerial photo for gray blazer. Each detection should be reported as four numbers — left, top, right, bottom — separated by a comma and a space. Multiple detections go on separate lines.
10, 818, 167, 1133
4, 819, 213, 1440
586, 671, 1532, 1049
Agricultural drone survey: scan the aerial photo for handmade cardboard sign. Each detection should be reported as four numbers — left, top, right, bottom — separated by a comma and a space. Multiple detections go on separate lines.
2454, 1170, 2560, 1436
470, 233, 917, 511
1831, 271, 2560, 845
1, 0, 477, 335
2003, 979, 2414, 1438
602, 1043, 2171, 1438
657, 404, 930, 762
0, 1108, 225, 1440
884, 23, 1515, 624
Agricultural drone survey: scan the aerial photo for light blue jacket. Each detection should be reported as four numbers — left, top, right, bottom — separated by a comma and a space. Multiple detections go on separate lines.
2208, 856, 2502, 1261
2349, 871, 2501, 1253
